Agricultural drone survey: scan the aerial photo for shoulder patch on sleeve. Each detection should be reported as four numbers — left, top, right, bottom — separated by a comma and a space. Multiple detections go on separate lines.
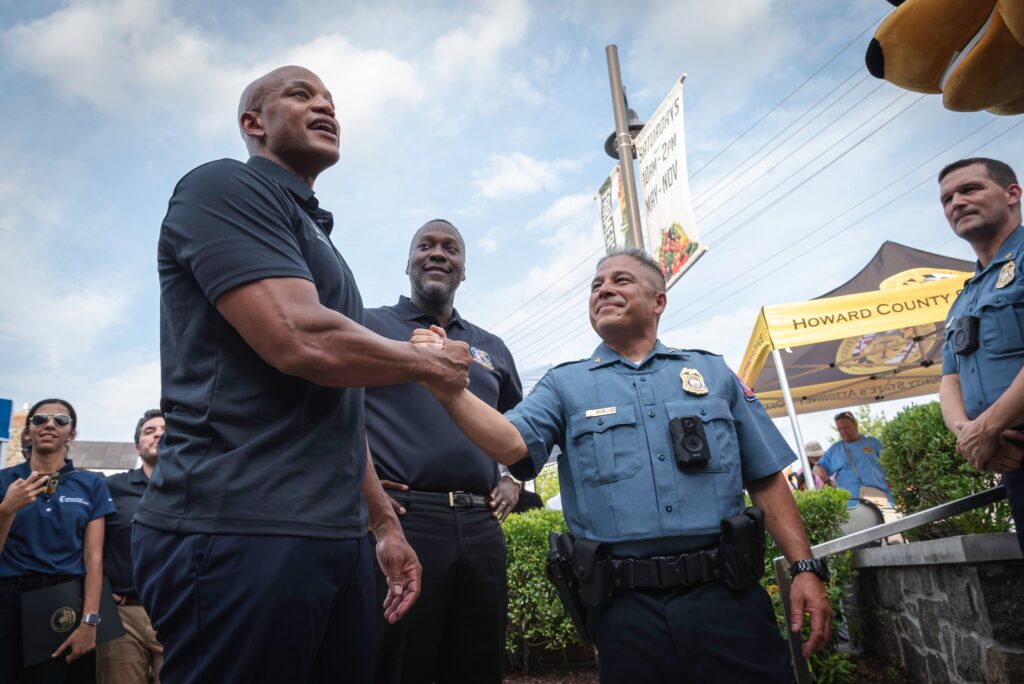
729, 368, 757, 401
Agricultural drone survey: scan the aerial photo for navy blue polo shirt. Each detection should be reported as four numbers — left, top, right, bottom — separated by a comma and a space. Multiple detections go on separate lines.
136, 156, 368, 539
364, 296, 523, 493
0, 459, 116, 578
103, 468, 147, 594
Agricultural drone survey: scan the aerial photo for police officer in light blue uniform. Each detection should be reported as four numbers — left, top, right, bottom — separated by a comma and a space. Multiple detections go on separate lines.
938, 157, 1024, 552
413, 248, 832, 683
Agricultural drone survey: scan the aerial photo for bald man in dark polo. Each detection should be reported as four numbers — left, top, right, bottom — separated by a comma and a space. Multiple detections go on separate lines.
131, 66, 472, 684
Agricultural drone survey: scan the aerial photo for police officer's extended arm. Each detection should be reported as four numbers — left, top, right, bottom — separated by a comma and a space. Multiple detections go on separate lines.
216, 277, 471, 392
412, 326, 529, 466
954, 365, 1024, 469
746, 472, 832, 658
362, 445, 422, 623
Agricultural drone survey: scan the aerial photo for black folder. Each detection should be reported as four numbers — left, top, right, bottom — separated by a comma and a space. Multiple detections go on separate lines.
21, 578, 126, 667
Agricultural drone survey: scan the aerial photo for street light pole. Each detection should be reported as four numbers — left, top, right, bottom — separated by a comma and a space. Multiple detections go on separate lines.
605, 44, 645, 250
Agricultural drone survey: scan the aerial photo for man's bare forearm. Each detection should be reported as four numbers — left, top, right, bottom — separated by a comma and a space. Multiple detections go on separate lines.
747, 473, 813, 562
82, 518, 104, 615
362, 449, 401, 538
939, 374, 970, 432
436, 389, 529, 466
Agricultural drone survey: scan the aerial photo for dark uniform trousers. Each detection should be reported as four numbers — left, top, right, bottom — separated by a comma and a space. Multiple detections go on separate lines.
373, 502, 507, 684
0, 574, 97, 684
133, 523, 375, 684
586, 581, 794, 684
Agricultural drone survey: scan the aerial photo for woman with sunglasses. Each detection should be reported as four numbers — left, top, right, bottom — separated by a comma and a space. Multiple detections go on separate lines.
0, 398, 116, 683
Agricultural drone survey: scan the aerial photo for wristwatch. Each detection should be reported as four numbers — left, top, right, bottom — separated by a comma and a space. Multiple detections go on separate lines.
788, 559, 830, 583
82, 613, 102, 627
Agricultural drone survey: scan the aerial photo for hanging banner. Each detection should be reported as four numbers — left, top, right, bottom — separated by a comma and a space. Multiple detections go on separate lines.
634, 76, 706, 289
595, 164, 633, 252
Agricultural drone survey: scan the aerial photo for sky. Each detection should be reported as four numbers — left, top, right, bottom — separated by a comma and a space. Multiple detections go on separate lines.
2, 0, 1022, 452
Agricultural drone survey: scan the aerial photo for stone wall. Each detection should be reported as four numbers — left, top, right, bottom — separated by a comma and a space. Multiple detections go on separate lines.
852, 533, 1024, 684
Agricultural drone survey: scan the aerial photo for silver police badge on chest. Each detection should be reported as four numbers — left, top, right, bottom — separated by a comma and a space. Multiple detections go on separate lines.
996, 260, 1016, 289
680, 368, 708, 395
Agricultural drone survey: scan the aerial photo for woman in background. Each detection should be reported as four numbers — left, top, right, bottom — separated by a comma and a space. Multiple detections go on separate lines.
0, 398, 116, 683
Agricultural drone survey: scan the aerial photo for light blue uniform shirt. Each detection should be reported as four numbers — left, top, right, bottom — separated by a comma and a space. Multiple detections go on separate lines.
942, 224, 1024, 420
506, 341, 794, 548
817, 436, 892, 508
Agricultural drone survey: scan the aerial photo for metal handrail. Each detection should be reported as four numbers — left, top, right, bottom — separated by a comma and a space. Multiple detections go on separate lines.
774, 485, 1008, 683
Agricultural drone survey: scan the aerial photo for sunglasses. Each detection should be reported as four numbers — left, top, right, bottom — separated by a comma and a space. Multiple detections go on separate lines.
833, 411, 856, 422
30, 413, 73, 428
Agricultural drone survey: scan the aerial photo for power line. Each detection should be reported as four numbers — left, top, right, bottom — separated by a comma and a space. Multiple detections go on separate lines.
707, 92, 924, 247
692, 67, 869, 211
487, 246, 601, 334
659, 117, 1014, 331
688, 12, 886, 181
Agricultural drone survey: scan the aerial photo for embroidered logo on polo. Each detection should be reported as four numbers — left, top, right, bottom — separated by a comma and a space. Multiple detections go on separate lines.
862, 446, 874, 454
470, 346, 495, 370
58, 495, 89, 506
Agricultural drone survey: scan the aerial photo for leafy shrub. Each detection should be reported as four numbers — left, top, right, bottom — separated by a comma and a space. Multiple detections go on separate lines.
503, 508, 580, 671
761, 487, 854, 684
533, 464, 560, 505
879, 401, 1011, 540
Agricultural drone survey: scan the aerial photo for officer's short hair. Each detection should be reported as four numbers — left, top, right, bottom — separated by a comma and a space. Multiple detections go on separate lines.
938, 158, 1018, 188
134, 408, 164, 445
598, 248, 667, 291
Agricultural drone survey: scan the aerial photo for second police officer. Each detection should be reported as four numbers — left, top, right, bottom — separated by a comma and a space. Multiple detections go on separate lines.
412, 249, 832, 683
939, 157, 1024, 552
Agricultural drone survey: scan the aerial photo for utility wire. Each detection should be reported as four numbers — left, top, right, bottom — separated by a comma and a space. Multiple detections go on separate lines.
688, 12, 886, 181
693, 67, 868, 211
520, 116, 1015, 366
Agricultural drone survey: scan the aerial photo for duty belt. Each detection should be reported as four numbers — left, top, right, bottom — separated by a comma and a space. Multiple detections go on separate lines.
610, 548, 721, 590
399, 490, 489, 508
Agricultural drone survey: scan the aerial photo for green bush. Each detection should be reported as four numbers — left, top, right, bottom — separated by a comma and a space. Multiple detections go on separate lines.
879, 401, 1012, 540
533, 464, 560, 505
761, 487, 854, 684
503, 508, 580, 671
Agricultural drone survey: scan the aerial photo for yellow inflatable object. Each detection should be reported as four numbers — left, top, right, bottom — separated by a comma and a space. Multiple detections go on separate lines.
866, 0, 1024, 115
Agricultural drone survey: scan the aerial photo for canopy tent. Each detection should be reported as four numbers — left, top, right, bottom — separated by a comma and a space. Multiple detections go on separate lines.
737, 241, 974, 487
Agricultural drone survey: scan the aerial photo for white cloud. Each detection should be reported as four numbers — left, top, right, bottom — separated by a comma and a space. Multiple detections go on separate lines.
478, 231, 499, 254
430, 0, 536, 102
527, 193, 596, 246
3, 0, 423, 138
474, 153, 580, 200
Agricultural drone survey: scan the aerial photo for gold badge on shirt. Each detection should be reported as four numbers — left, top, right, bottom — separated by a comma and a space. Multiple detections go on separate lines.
680, 368, 708, 395
996, 261, 1016, 289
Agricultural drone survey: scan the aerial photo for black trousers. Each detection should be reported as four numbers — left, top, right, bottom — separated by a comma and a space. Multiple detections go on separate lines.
133, 523, 375, 684
586, 581, 794, 684
373, 502, 507, 684
0, 574, 96, 684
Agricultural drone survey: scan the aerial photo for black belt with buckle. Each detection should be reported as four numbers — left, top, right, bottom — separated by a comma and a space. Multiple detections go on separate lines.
610, 548, 721, 590
398, 490, 490, 508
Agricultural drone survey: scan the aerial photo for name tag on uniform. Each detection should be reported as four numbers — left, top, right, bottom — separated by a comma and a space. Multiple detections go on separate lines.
585, 407, 617, 418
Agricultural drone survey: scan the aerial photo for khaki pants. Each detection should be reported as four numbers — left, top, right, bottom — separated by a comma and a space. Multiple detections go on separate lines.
96, 604, 163, 684
860, 485, 904, 543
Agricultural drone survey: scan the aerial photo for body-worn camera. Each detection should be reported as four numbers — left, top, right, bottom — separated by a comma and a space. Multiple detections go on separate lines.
668, 415, 710, 470
950, 315, 980, 356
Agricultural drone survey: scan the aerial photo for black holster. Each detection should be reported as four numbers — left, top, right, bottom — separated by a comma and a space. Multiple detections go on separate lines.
545, 532, 591, 641
719, 506, 766, 590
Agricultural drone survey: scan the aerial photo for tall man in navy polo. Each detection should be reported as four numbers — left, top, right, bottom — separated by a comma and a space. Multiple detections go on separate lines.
364, 219, 523, 683
412, 249, 832, 682
132, 66, 474, 684
938, 157, 1024, 551
97, 409, 164, 683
